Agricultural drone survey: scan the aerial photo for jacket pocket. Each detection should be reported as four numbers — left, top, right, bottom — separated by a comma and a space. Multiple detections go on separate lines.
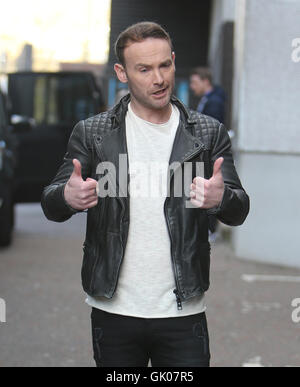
181, 241, 211, 298
198, 241, 211, 292
81, 244, 98, 295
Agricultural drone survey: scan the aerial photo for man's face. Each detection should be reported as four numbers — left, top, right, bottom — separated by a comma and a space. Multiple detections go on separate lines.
114, 38, 176, 111
190, 74, 206, 97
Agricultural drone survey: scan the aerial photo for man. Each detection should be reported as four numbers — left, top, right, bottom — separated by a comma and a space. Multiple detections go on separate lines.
41, 22, 249, 367
190, 67, 225, 124
190, 68, 227, 241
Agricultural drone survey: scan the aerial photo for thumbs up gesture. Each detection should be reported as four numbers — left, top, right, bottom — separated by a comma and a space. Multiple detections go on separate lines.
190, 157, 225, 209
64, 159, 98, 211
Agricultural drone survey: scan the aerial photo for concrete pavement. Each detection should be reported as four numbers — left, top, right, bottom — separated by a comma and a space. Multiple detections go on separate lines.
0, 204, 299, 367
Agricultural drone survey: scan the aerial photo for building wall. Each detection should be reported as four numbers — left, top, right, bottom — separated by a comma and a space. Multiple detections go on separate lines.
208, 0, 236, 128
107, 0, 211, 107
232, 0, 300, 268
108, 0, 211, 77
208, 0, 236, 84
233, 152, 300, 268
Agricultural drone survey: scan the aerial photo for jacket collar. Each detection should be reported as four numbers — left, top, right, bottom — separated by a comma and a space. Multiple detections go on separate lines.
103, 92, 205, 161
109, 93, 198, 127
94, 93, 205, 198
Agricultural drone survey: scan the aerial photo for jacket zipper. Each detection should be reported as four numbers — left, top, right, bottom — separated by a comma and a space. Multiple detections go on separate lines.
93, 127, 205, 304
87, 138, 106, 294
93, 132, 129, 298
164, 198, 184, 311
110, 200, 126, 297
165, 141, 206, 310
89, 206, 103, 294
110, 121, 130, 297
173, 289, 183, 310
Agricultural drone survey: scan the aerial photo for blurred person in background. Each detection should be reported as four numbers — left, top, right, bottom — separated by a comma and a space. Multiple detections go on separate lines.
41, 22, 249, 367
190, 67, 226, 242
190, 67, 225, 124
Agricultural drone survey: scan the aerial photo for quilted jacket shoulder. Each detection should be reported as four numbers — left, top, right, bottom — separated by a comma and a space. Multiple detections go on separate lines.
82, 100, 224, 153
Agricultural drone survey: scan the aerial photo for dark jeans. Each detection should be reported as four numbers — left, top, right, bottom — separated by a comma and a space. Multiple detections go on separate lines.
91, 308, 210, 367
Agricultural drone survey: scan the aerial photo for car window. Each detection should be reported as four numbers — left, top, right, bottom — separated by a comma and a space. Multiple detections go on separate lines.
48, 75, 97, 124
9, 74, 98, 126
0, 93, 6, 138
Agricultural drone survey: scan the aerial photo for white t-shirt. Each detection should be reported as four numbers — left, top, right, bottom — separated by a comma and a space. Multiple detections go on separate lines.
86, 102, 206, 318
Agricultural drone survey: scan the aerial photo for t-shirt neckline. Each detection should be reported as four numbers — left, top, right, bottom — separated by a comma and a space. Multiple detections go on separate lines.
128, 102, 176, 127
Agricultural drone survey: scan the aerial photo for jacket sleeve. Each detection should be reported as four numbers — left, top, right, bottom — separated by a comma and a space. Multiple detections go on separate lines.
207, 123, 250, 226
41, 120, 92, 223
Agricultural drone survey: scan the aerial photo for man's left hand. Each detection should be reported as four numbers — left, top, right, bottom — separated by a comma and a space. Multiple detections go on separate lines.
190, 157, 225, 209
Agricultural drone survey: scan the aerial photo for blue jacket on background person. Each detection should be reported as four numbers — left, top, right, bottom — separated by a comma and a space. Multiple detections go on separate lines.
190, 67, 226, 124
196, 85, 226, 124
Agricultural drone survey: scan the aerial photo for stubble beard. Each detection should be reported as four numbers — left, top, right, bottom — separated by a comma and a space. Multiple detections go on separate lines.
128, 80, 175, 112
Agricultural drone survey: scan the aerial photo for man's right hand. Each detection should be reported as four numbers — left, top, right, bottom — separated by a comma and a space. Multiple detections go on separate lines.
64, 159, 98, 211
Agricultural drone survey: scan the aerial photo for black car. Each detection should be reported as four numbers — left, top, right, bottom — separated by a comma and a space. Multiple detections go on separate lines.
0, 91, 16, 247
8, 71, 105, 203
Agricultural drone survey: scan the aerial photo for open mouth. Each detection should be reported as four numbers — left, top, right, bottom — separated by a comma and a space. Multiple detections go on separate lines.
152, 87, 168, 97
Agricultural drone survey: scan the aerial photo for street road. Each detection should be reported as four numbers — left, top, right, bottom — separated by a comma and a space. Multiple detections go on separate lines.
0, 204, 299, 367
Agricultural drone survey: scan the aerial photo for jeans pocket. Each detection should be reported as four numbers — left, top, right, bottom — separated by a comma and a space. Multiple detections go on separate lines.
92, 327, 103, 367
193, 320, 210, 358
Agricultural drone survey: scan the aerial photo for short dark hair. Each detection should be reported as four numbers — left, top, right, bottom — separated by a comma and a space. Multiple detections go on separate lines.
190, 67, 213, 85
114, 21, 173, 67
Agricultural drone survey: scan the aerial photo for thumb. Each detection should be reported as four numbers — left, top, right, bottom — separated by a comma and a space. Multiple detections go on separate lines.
86, 178, 98, 186
212, 157, 224, 178
72, 159, 83, 180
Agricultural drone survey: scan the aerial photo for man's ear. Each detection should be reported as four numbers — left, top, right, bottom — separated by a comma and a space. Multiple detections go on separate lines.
172, 52, 176, 71
114, 63, 128, 84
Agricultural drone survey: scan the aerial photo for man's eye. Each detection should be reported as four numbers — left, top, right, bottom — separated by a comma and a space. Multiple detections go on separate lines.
140, 68, 147, 73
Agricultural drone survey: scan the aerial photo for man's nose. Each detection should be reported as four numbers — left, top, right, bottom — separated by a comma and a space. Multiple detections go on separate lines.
153, 70, 164, 85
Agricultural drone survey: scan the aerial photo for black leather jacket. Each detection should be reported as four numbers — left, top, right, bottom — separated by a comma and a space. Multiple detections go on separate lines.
41, 94, 249, 309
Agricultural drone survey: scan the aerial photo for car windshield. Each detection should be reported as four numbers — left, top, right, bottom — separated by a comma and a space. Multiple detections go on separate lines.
0, 93, 6, 138
9, 73, 98, 126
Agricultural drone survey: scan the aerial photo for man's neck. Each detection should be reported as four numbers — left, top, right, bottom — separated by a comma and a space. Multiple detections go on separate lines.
130, 99, 172, 124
